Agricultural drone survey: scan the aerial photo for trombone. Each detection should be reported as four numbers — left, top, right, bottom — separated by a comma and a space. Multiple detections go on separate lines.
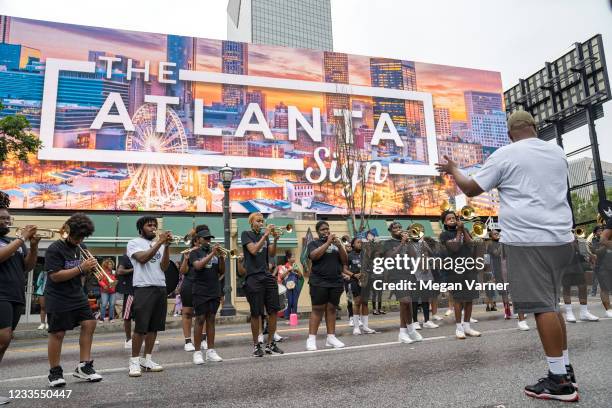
405, 223, 425, 240
573, 226, 587, 239
77, 245, 117, 287
8, 226, 64, 239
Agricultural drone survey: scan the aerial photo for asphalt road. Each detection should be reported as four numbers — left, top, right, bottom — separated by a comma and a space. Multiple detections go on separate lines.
1, 304, 611, 408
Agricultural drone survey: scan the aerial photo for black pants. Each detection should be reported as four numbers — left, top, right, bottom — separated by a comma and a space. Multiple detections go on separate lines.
412, 301, 430, 322
371, 289, 382, 310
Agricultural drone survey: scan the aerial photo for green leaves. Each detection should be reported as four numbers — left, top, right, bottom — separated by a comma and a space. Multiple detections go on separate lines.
0, 103, 43, 163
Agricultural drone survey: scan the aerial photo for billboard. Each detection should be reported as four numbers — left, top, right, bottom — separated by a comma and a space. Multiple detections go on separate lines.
0, 16, 507, 215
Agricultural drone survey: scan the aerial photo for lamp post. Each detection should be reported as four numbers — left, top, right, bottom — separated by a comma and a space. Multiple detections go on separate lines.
219, 164, 236, 316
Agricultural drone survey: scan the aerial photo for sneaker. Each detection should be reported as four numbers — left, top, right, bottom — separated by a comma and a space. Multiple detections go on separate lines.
124, 339, 132, 349
398, 331, 414, 344
408, 329, 423, 342
486, 305, 491, 312
518, 320, 530, 331
48, 366, 66, 387
566, 364, 578, 389
349, 318, 354, 327
45, 323, 49, 330
606, 310, 612, 318
128, 357, 142, 377
464, 327, 481, 337
184, 342, 196, 352
423, 321, 439, 329
432, 314, 443, 321
265, 341, 284, 355
413, 322, 422, 330
456, 329, 466, 340
325, 335, 345, 349
73, 360, 102, 382
579, 311, 599, 321
206, 349, 223, 362
358, 317, 363, 327
37, 323, 46, 330
257, 334, 264, 344
470, 317, 478, 323
444, 309, 453, 317
361, 326, 377, 334
524, 372, 578, 402
0, 396, 9, 405
139, 357, 163, 372
252, 343, 264, 357
193, 351, 205, 365
154, 340, 160, 345
565, 310, 577, 323
306, 337, 317, 351
372, 310, 380, 315
379, 310, 386, 315
491, 305, 498, 311
273, 333, 285, 342
201, 341, 208, 350
353, 327, 362, 336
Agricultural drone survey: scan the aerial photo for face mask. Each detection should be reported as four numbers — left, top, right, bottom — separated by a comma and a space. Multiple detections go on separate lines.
0, 226, 9, 236
444, 224, 457, 231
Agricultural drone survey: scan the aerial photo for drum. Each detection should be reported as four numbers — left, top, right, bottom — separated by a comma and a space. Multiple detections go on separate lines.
277, 283, 288, 311
164, 261, 180, 295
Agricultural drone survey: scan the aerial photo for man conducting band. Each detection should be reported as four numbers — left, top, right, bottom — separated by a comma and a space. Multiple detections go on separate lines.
0, 192, 40, 403
436, 111, 578, 402
241, 212, 283, 357
127, 216, 171, 377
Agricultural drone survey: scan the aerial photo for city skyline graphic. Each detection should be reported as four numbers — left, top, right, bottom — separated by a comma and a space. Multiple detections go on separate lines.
0, 16, 507, 216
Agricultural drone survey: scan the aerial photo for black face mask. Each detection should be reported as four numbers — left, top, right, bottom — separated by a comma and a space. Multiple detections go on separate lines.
0, 226, 9, 236
444, 224, 457, 231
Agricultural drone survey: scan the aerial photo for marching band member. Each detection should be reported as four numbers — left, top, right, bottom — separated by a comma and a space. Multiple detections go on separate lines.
241, 212, 283, 357
44, 213, 102, 387
384, 222, 422, 344
437, 111, 578, 401
409, 235, 438, 330
127, 216, 171, 377
0, 192, 40, 401
305, 221, 348, 351
189, 228, 224, 364
590, 225, 612, 317
347, 237, 376, 335
117, 253, 135, 349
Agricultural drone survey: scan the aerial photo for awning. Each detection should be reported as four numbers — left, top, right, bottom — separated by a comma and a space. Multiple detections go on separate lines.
194, 216, 224, 244
116, 215, 148, 245
237, 217, 297, 247
84, 214, 118, 247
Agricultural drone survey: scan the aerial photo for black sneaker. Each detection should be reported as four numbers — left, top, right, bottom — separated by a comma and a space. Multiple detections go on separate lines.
265, 341, 284, 355
566, 364, 578, 389
73, 360, 103, 382
524, 372, 578, 402
252, 343, 264, 357
48, 366, 66, 388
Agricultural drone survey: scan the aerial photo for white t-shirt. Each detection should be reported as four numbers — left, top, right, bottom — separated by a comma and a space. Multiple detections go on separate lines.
127, 237, 166, 287
472, 137, 573, 244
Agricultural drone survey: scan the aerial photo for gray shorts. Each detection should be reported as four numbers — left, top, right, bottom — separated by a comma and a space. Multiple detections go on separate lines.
505, 243, 576, 314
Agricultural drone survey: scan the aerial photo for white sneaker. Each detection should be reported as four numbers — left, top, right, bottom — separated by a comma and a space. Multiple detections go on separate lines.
45, 323, 49, 330
408, 329, 423, 342
605, 309, 612, 318
464, 327, 481, 337
201, 341, 208, 350
517, 320, 530, 331
579, 311, 599, 321
358, 318, 363, 327
565, 310, 577, 323
257, 334, 264, 344
73, 361, 102, 382
349, 318, 354, 327
124, 339, 132, 349
413, 322, 422, 330
306, 336, 317, 351
193, 351, 204, 365
139, 357, 163, 372
37, 323, 46, 330
470, 317, 478, 323
206, 349, 223, 362
325, 335, 345, 349
128, 357, 142, 377
154, 340, 160, 345
398, 332, 414, 344
444, 309, 453, 317
273, 333, 284, 342
361, 326, 376, 334
184, 342, 196, 352
423, 321, 439, 329
456, 329, 466, 339
353, 327, 362, 336
432, 314, 443, 321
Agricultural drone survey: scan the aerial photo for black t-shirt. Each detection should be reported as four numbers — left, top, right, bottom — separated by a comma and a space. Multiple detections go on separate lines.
0, 236, 28, 304
44, 240, 89, 313
439, 229, 474, 273
348, 250, 362, 273
180, 253, 194, 283
241, 230, 269, 277
116, 254, 134, 295
189, 247, 221, 299
307, 238, 343, 287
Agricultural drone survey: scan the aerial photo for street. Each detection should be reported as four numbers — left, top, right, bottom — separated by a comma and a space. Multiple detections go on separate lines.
1, 303, 611, 407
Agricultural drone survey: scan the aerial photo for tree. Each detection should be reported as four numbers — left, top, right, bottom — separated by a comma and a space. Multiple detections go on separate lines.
0, 103, 42, 163
571, 187, 612, 229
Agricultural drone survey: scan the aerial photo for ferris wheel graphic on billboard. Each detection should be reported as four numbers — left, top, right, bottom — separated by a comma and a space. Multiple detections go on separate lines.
119, 103, 188, 210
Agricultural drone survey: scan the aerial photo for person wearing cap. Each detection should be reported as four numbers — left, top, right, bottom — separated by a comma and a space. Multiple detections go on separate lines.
189, 229, 224, 365
436, 111, 579, 402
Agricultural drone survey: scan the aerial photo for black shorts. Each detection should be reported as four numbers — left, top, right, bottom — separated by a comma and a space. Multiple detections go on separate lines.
0, 301, 24, 331
193, 297, 220, 316
133, 286, 167, 334
244, 274, 280, 317
122, 294, 134, 320
47, 306, 94, 333
309, 285, 343, 306
180, 278, 193, 308
348, 279, 362, 298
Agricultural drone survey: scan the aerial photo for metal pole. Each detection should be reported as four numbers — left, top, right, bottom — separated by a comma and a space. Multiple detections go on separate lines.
552, 124, 576, 227
585, 106, 607, 202
220, 182, 236, 316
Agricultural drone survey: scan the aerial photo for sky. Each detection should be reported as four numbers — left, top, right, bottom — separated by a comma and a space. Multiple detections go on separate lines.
0, 0, 611, 161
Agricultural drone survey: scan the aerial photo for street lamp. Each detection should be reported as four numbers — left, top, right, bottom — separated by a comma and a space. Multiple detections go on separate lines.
219, 164, 236, 316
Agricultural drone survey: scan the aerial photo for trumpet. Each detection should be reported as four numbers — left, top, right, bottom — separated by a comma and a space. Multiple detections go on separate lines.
406, 223, 425, 240
155, 231, 190, 245
459, 205, 478, 221
78, 245, 117, 287
8, 226, 65, 239
214, 246, 239, 259
573, 227, 586, 239
266, 224, 293, 235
